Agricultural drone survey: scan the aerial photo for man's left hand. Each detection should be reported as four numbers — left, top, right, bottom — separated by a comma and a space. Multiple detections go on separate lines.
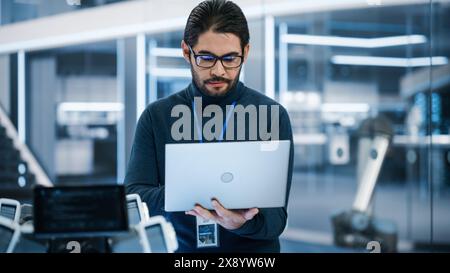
185, 199, 259, 230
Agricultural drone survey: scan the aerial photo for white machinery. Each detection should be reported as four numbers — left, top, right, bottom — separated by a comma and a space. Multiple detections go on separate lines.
0, 194, 177, 253
0, 216, 21, 253
331, 116, 398, 252
111, 215, 178, 253
0, 199, 47, 253
112, 194, 177, 253
0, 198, 21, 223
126, 194, 146, 226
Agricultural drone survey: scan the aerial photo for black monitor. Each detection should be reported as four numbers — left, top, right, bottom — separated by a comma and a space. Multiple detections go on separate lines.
33, 185, 129, 238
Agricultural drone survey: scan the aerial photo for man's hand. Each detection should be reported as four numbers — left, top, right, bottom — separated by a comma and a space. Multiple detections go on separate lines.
185, 199, 259, 230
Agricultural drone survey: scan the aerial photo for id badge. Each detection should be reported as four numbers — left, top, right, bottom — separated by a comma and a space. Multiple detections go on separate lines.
196, 216, 219, 248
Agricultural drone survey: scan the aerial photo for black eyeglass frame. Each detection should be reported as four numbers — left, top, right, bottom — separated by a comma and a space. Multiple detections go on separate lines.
187, 45, 244, 69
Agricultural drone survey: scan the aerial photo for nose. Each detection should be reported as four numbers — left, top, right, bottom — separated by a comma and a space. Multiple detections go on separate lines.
210, 59, 226, 77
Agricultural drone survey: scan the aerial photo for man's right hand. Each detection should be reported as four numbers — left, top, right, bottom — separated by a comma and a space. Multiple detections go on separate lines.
185, 199, 259, 230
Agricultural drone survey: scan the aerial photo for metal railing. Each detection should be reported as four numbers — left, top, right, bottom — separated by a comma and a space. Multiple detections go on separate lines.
0, 105, 52, 187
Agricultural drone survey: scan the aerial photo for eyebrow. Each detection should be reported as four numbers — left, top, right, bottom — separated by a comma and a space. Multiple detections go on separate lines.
197, 50, 240, 56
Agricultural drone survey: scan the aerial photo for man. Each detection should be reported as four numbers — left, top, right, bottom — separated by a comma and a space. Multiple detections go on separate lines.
125, 0, 294, 253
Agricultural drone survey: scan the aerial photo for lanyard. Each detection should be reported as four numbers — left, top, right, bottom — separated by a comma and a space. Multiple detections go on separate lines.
192, 101, 236, 143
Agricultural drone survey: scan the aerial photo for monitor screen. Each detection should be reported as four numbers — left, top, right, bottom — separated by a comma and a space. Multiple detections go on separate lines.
33, 185, 128, 238
0, 225, 14, 253
127, 200, 141, 226
146, 224, 167, 253
0, 204, 17, 221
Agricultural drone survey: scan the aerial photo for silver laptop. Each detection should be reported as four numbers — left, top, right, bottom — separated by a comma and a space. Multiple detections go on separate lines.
164, 140, 290, 212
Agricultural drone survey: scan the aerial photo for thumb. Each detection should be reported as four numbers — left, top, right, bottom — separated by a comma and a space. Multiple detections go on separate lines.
243, 208, 259, 220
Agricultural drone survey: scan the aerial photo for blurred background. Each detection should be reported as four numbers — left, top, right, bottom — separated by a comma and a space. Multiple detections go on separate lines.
0, 0, 449, 252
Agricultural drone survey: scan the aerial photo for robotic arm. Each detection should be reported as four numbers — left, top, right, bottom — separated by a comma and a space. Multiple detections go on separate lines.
331, 116, 398, 252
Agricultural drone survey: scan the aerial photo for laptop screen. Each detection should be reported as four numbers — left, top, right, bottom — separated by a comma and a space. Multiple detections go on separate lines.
33, 185, 128, 238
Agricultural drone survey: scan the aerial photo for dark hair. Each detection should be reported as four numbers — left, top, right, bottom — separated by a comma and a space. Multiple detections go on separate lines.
183, 0, 249, 51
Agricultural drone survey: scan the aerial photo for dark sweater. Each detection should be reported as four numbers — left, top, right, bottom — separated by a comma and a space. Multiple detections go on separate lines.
124, 81, 294, 253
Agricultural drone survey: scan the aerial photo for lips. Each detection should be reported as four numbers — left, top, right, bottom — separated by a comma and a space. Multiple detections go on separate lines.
207, 81, 227, 88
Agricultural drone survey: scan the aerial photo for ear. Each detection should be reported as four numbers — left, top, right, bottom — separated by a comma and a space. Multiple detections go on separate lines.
243, 43, 250, 63
181, 40, 191, 63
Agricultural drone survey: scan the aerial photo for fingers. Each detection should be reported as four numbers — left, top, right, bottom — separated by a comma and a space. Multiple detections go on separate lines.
211, 199, 233, 219
243, 208, 259, 220
186, 200, 260, 229
193, 204, 218, 221
212, 199, 259, 221
185, 210, 201, 217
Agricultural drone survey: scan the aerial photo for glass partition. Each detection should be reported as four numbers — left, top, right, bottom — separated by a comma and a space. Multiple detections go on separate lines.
25, 41, 121, 185
268, 0, 449, 252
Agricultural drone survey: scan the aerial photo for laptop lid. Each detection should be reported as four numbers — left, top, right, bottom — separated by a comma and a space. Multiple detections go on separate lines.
165, 140, 290, 212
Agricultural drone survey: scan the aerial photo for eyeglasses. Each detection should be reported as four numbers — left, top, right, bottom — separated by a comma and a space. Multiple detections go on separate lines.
188, 45, 244, 69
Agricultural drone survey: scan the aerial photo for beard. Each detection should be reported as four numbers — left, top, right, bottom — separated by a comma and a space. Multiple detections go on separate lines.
191, 65, 242, 97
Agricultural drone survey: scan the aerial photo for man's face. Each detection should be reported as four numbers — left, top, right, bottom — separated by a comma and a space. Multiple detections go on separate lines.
182, 30, 250, 97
